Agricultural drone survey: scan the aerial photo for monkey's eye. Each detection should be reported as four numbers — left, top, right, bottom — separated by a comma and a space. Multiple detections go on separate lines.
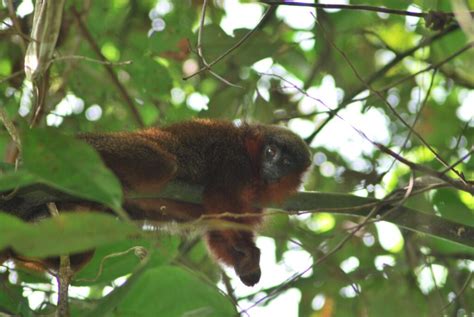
265, 144, 280, 160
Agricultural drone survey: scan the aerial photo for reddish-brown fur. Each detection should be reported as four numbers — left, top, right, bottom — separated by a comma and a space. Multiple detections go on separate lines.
3, 119, 311, 286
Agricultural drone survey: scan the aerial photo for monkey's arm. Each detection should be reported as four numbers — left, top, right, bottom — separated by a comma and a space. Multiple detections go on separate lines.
79, 133, 178, 193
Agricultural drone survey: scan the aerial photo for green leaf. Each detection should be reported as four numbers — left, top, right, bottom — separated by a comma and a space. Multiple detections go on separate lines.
0, 277, 33, 317
0, 170, 37, 191
206, 88, 243, 119
432, 189, 474, 226
364, 274, 429, 317
426, 236, 474, 255
0, 213, 29, 251
22, 129, 123, 210
74, 235, 180, 286
128, 57, 172, 99
111, 266, 236, 317
250, 95, 275, 123
148, 4, 196, 55
0, 212, 140, 257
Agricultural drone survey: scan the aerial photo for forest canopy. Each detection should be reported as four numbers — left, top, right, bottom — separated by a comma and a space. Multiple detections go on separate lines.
0, 1, 473, 317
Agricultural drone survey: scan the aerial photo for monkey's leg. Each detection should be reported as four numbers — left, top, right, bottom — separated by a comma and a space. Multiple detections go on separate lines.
206, 230, 261, 286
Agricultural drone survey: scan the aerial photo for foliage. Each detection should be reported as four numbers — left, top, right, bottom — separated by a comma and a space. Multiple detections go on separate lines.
0, 0, 473, 316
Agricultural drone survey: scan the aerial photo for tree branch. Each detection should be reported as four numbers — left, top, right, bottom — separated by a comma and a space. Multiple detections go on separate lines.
2, 181, 473, 248
183, 5, 276, 80
304, 24, 459, 143
260, 1, 474, 18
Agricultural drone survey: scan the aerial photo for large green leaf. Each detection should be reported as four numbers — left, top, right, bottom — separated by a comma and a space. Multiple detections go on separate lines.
73, 235, 180, 286
21, 129, 123, 210
0, 212, 139, 257
110, 266, 236, 317
0, 212, 29, 251
0, 170, 37, 191
432, 189, 474, 226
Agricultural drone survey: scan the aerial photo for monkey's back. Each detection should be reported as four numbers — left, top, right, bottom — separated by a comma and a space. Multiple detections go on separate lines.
141, 119, 255, 186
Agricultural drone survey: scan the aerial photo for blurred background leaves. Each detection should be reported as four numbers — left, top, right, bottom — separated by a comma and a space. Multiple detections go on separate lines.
0, 0, 473, 316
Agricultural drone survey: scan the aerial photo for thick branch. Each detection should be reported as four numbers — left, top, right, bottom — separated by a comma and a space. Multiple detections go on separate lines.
1, 181, 472, 248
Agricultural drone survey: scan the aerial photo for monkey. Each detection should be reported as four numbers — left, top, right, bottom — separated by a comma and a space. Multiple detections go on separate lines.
1, 119, 311, 286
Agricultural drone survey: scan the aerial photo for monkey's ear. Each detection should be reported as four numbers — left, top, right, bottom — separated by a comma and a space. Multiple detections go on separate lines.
245, 137, 260, 158
244, 129, 263, 165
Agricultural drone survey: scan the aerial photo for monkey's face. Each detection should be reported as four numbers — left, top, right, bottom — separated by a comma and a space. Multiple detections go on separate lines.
260, 127, 311, 184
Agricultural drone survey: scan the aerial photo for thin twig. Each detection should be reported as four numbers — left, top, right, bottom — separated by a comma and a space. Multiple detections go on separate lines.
440, 147, 474, 175
440, 272, 472, 312
52, 55, 132, 66
260, 1, 474, 18
304, 10, 331, 89
304, 24, 459, 144
379, 42, 474, 91
454, 119, 471, 150
47, 203, 72, 317
76, 246, 147, 283
0, 106, 21, 154
193, 0, 241, 88
241, 195, 399, 314
318, 18, 465, 180
71, 7, 144, 127
6, 0, 28, 49
383, 70, 438, 175
375, 143, 473, 194
424, 256, 445, 307
183, 6, 275, 80
29, 73, 49, 128
0, 69, 25, 84
350, 172, 416, 228
259, 71, 474, 195
220, 270, 240, 310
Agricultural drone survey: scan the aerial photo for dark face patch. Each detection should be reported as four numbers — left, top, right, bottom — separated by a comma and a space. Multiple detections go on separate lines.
260, 126, 311, 183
